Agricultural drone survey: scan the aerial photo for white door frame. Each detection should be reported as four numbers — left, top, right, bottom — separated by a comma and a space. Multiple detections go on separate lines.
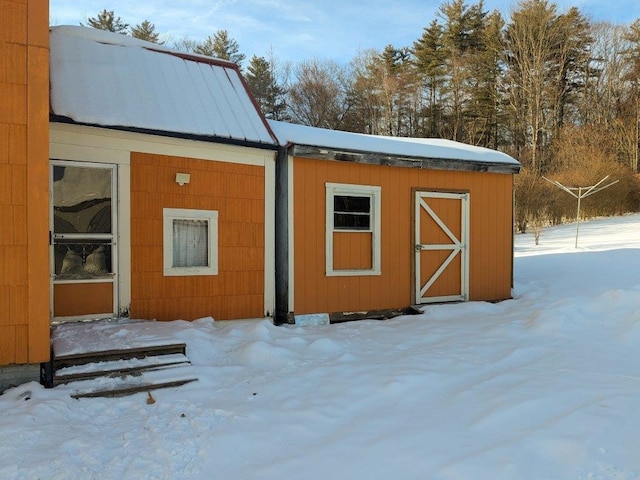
414, 190, 469, 304
50, 159, 119, 321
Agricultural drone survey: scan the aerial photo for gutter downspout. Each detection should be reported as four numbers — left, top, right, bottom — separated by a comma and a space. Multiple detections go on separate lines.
274, 145, 292, 325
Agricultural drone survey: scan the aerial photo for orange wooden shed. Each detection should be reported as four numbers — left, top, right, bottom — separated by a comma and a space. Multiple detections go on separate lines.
1, 17, 280, 390
269, 121, 520, 325
47, 26, 279, 324
0, 0, 520, 391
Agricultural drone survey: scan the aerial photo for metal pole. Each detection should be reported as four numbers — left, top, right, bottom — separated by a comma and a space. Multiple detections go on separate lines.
543, 176, 618, 248
575, 187, 582, 248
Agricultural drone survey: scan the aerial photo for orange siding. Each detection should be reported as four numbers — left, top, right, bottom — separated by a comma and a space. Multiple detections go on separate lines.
0, 0, 49, 365
130, 152, 265, 321
0, 326, 16, 364
53, 283, 113, 317
293, 157, 514, 315
333, 232, 372, 270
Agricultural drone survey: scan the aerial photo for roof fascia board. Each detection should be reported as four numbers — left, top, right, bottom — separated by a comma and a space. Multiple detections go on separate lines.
290, 144, 521, 175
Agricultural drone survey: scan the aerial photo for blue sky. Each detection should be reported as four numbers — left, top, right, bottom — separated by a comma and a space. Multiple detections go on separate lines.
49, 0, 640, 64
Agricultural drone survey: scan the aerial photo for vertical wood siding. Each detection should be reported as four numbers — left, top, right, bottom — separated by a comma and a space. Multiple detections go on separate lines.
293, 157, 514, 315
53, 283, 113, 317
0, 0, 49, 365
130, 152, 265, 321
333, 232, 372, 270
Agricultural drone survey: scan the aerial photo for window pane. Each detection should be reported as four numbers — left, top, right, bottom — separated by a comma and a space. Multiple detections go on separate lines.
334, 195, 370, 214
53, 166, 112, 234
54, 241, 112, 279
172, 219, 209, 268
334, 195, 371, 230
334, 213, 371, 230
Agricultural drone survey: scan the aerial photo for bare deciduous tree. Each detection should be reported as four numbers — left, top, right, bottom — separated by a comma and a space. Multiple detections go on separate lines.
286, 59, 352, 129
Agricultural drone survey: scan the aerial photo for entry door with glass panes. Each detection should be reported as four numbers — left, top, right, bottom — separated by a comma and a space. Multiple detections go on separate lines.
50, 161, 118, 321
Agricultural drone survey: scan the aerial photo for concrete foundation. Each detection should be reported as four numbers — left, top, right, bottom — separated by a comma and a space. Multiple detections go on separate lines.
0, 364, 41, 394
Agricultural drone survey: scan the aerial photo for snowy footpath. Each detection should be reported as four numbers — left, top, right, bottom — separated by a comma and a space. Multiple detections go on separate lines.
1, 214, 640, 480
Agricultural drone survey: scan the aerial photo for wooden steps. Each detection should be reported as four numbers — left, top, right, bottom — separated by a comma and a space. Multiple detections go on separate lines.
69, 364, 198, 399
53, 343, 188, 370
54, 352, 191, 385
44, 321, 198, 398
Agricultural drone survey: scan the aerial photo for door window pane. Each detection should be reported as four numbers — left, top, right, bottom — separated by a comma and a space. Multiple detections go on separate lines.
53, 166, 112, 234
54, 241, 113, 279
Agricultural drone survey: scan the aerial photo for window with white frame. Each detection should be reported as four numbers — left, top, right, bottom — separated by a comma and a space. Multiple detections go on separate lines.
163, 208, 218, 276
326, 183, 381, 276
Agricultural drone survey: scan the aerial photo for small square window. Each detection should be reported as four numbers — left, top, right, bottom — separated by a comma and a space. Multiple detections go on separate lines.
172, 219, 209, 268
163, 208, 218, 276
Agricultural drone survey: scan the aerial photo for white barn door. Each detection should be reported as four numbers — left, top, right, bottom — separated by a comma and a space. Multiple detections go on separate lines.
414, 191, 469, 304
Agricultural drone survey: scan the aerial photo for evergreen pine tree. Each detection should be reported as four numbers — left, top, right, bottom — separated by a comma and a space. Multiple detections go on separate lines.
194, 30, 246, 67
83, 9, 129, 34
245, 55, 286, 120
131, 20, 163, 44
413, 20, 446, 137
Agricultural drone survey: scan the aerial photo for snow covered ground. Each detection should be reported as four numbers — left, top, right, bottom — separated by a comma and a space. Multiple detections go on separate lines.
2, 214, 640, 480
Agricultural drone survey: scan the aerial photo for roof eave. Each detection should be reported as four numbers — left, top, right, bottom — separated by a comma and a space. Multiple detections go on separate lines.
289, 144, 521, 175
50, 115, 279, 151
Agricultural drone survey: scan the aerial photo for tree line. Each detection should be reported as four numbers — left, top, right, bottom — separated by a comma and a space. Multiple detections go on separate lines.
80, 2, 640, 232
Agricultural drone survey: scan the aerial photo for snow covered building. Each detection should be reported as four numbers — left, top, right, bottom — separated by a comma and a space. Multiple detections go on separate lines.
270, 121, 520, 324
48, 26, 279, 323
1, 8, 279, 389
0, 0, 519, 390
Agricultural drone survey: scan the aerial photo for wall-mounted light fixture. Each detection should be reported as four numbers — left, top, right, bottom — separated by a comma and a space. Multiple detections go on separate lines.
175, 172, 191, 186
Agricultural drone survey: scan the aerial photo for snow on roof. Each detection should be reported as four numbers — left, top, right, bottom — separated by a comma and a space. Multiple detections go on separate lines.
49, 26, 277, 146
268, 120, 520, 168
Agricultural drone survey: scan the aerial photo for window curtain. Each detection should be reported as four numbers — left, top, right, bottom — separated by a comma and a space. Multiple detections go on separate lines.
172, 219, 208, 267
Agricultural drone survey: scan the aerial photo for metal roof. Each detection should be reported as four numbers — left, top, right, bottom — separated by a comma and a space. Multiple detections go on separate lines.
50, 26, 277, 148
269, 120, 520, 174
